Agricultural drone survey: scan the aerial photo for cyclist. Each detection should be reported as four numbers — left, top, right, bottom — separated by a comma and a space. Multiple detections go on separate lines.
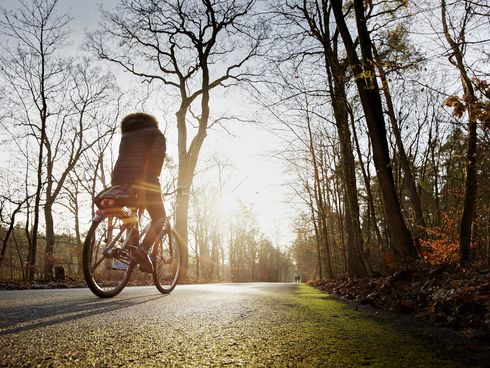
111, 112, 166, 273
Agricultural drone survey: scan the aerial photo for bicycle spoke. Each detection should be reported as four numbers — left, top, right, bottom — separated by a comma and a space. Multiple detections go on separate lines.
83, 215, 134, 298
153, 229, 181, 294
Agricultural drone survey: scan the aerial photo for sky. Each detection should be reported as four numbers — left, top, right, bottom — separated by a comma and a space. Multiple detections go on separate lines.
0, 0, 297, 247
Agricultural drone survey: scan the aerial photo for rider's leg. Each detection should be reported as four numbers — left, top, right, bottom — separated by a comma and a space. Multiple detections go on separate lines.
141, 189, 166, 250
134, 184, 165, 273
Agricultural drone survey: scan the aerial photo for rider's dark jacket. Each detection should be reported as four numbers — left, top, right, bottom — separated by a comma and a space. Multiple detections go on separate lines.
111, 114, 166, 187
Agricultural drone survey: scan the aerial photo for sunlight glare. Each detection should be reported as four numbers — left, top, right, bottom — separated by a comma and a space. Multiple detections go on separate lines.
218, 194, 238, 219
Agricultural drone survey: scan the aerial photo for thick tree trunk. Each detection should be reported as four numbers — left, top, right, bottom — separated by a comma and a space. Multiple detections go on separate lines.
372, 45, 427, 239
331, 0, 417, 260
175, 187, 191, 279
301, 0, 366, 275
327, 64, 367, 277
460, 120, 477, 265
43, 201, 55, 280
175, 103, 208, 279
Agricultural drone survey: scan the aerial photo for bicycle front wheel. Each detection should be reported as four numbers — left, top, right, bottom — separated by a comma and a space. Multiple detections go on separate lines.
83, 215, 134, 298
153, 228, 182, 294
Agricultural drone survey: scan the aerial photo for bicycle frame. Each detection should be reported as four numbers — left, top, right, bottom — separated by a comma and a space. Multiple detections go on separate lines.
93, 206, 167, 257
92, 208, 137, 258
84, 201, 182, 297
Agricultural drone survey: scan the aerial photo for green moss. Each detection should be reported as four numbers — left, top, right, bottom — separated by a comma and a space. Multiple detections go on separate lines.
278, 284, 470, 367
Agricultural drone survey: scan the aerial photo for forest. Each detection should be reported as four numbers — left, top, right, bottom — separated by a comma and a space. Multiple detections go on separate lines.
0, 0, 488, 290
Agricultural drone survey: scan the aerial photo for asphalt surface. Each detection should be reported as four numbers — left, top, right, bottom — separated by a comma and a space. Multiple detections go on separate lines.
0, 283, 488, 367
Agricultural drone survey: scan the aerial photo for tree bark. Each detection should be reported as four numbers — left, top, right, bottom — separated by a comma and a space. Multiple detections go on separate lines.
29, 88, 47, 281
175, 102, 208, 279
43, 201, 55, 280
331, 0, 417, 260
327, 60, 367, 276
303, 0, 367, 276
372, 45, 427, 239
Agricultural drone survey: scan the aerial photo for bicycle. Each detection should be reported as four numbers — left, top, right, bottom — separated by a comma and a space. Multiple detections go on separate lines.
82, 188, 182, 298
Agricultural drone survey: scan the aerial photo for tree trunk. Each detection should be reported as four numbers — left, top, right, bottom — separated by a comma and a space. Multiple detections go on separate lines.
0, 202, 24, 268
11, 232, 25, 280
308, 0, 367, 276
175, 188, 191, 279
194, 230, 200, 279
306, 179, 323, 279
327, 61, 367, 277
372, 45, 427, 239
73, 193, 83, 276
440, 0, 478, 267
306, 109, 332, 279
459, 120, 477, 265
210, 227, 218, 281
350, 112, 383, 246
175, 102, 208, 279
28, 112, 46, 281
331, 0, 417, 260
43, 201, 55, 280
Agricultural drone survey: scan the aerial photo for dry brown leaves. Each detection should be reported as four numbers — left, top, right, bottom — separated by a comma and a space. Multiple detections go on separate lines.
308, 263, 490, 340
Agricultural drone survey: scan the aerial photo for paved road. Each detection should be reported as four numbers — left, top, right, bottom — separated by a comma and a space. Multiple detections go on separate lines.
0, 283, 488, 367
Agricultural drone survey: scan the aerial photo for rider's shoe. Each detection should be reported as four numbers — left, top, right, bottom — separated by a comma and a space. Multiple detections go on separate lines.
133, 248, 153, 273
103, 247, 120, 258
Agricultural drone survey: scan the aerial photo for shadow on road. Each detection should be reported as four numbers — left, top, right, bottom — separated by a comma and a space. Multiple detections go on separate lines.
0, 292, 166, 336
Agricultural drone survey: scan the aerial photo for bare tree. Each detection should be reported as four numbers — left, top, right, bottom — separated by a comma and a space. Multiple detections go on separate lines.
281, 0, 368, 276
440, 0, 489, 265
60, 97, 121, 275
331, 0, 418, 260
0, 0, 123, 279
41, 61, 120, 279
0, 0, 71, 279
88, 0, 266, 278
0, 191, 34, 269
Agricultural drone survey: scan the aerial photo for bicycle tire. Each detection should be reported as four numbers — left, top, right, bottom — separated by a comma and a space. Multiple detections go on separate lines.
152, 228, 182, 294
83, 215, 135, 298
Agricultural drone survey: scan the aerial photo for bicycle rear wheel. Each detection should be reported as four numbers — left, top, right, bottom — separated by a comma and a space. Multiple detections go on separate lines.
152, 228, 182, 294
83, 215, 135, 298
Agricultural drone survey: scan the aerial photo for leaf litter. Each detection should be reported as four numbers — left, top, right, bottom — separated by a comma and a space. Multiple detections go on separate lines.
308, 263, 490, 340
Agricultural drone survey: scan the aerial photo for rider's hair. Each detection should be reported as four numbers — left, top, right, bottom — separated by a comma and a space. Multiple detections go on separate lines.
120, 112, 158, 132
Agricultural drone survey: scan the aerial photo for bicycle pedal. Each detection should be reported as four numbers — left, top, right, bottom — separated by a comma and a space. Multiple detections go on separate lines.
111, 259, 129, 270
103, 247, 120, 258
